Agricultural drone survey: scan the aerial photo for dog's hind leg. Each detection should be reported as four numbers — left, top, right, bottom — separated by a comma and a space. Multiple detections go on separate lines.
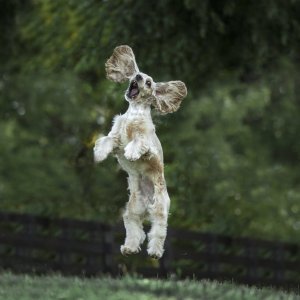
147, 175, 170, 259
121, 174, 146, 255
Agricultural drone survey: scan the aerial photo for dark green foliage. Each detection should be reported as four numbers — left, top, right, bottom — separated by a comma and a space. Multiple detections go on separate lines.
1, 0, 300, 241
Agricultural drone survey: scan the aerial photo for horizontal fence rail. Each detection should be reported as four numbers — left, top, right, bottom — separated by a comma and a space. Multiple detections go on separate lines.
0, 212, 300, 291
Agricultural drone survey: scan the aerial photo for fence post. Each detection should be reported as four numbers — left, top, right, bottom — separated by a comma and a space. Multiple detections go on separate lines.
159, 232, 173, 278
274, 243, 285, 285
206, 234, 219, 277
245, 239, 258, 284
103, 224, 117, 276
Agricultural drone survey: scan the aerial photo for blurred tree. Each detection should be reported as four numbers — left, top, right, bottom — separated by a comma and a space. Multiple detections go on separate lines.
1, 0, 300, 241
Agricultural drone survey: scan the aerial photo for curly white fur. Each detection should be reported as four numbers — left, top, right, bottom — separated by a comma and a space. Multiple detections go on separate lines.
94, 45, 187, 259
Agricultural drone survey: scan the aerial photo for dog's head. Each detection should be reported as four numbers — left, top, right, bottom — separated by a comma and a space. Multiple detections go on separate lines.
105, 45, 187, 114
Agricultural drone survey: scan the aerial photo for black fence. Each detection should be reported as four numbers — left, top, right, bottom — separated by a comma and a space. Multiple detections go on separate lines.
0, 211, 300, 291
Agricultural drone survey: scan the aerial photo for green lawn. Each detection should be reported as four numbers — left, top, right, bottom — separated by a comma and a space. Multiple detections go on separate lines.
0, 273, 298, 300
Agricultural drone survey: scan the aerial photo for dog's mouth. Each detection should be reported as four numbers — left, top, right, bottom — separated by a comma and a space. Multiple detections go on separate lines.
127, 80, 140, 99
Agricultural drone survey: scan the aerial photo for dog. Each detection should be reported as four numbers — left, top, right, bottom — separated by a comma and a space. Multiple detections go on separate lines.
94, 45, 187, 259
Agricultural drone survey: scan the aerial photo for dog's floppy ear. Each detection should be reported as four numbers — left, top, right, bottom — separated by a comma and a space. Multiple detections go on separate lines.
153, 81, 187, 114
105, 45, 139, 83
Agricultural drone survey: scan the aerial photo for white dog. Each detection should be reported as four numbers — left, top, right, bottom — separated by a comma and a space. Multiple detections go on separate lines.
94, 45, 187, 259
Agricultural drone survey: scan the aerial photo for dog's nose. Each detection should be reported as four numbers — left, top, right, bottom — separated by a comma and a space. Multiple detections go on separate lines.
135, 74, 142, 81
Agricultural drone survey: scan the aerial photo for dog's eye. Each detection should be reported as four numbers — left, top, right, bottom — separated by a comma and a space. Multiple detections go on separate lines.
146, 80, 151, 87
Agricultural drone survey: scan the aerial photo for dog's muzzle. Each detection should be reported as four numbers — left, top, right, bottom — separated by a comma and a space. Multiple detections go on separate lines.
127, 80, 140, 99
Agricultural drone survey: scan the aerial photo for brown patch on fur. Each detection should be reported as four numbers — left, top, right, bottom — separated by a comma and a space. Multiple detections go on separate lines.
153, 81, 187, 114
124, 63, 135, 78
155, 84, 168, 95
105, 45, 137, 83
126, 121, 145, 140
156, 203, 166, 220
143, 156, 163, 174
154, 175, 165, 194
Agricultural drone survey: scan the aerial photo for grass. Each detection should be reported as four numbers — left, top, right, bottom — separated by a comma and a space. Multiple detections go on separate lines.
0, 273, 299, 300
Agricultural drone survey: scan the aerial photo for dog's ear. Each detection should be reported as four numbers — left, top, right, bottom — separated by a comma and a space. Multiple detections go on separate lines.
153, 81, 187, 114
105, 45, 139, 83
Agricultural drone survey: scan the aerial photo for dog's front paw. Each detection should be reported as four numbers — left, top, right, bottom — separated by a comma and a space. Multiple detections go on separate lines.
94, 148, 109, 162
125, 151, 141, 162
94, 137, 113, 163
124, 143, 141, 161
